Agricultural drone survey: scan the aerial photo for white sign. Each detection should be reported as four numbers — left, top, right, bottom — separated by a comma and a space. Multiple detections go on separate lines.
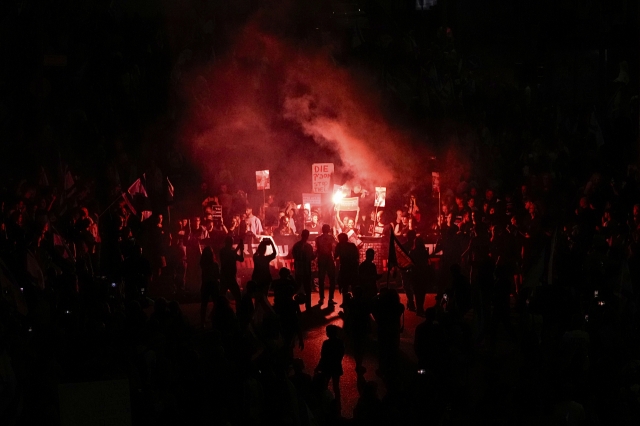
302, 193, 322, 206
374, 187, 386, 207
256, 170, 270, 190
312, 163, 334, 193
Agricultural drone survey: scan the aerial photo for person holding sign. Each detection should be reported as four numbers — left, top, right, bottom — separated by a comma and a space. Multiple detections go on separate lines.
335, 205, 359, 235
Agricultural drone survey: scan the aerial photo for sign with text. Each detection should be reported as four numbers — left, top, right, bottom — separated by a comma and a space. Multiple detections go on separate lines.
374, 187, 387, 207
336, 197, 359, 210
256, 170, 270, 190
312, 163, 334, 193
302, 193, 322, 206
212, 205, 222, 219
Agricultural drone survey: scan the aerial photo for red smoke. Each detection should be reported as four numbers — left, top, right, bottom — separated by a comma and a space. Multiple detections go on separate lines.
179, 16, 428, 199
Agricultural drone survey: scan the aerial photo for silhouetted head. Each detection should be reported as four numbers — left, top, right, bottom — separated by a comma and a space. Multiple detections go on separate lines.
279, 267, 291, 279
338, 233, 348, 243
301, 229, 310, 241
415, 236, 425, 248
407, 230, 417, 242
224, 235, 234, 248
365, 248, 375, 261
322, 224, 331, 234
326, 324, 340, 339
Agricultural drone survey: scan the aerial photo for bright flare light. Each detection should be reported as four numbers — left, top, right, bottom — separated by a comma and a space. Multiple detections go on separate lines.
333, 191, 345, 204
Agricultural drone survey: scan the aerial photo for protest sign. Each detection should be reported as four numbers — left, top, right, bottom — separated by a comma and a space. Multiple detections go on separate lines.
212, 205, 222, 219
302, 193, 322, 206
374, 187, 386, 207
312, 163, 333, 193
431, 172, 440, 196
336, 197, 359, 210
256, 170, 270, 190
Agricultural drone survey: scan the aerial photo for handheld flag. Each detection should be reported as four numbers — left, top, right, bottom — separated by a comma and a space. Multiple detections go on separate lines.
128, 178, 148, 197
388, 228, 414, 271
166, 176, 174, 201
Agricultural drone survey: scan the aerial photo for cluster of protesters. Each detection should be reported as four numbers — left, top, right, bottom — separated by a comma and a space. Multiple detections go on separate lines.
0, 0, 638, 424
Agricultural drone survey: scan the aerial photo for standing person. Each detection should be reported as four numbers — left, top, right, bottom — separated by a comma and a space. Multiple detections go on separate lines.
401, 230, 417, 311
335, 233, 359, 302
244, 207, 263, 239
186, 216, 208, 291
252, 238, 277, 295
371, 289, 405, 379
219, 236, 244, 307
358, 248, 379, 301
315, 224, 337, 306
200, 246, 220, 328
292, 230, 316, 311
410, 237, 432, 316
305, 211, 321, 233
314, 325, 345, 413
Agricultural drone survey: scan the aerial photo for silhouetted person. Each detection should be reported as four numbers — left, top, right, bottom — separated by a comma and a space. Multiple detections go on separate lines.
315, 224, 337, 306
448, 263, 471, 318
252, 238, 276, 295
200, 246, 220, 328
402, 230, 417, 311
237, 280, 258, 331
358, 248, 379, 301
219, 236, 243, 307
292, 229, 316, 310
121, 244, 151, 301
315, 325, 345, 413
335, 232, 359, 301
346, 286, 371, 374
372, 288, 404, 379
410, 237, 432, 316
272, 271, 304, 365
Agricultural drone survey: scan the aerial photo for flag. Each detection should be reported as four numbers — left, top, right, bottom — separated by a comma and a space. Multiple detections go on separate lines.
128, 178, 148, 197
53, 232, 73, 260
388, 228, 414, 271
121, 192, 137, 215
141, 211, 153, 221
166, 176, 174, 201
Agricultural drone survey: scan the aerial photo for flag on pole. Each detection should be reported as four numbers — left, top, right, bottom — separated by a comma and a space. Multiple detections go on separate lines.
128, 178, 148, 197
388, 228, 414, 271
166, 176, 174, 201
122, 192, 137, 215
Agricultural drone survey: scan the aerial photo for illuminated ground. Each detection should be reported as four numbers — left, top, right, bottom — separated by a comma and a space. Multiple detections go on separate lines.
158, 288, 437, 419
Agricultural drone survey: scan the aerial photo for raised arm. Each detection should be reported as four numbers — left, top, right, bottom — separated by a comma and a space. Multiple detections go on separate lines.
335, 206, 345, 228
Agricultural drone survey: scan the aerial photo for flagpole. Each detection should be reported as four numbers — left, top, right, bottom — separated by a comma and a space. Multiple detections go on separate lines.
99, 193, 124, 218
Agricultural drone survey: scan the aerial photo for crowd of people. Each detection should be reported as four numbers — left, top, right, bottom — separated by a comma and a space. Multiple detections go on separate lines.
2, 150, 640, 424
1, 1, 638, 425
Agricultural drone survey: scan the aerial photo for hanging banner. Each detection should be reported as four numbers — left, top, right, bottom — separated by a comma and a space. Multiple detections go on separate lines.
374, 187, 387, 207
256, 170, 270, 190
312, 163, 334, 193
302, 193, 322, 207
431, 172, 440, 196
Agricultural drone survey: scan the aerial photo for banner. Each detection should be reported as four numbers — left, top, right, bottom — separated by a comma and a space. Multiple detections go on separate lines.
312, 163, 334, 193
302, 193, 322, 206
374, 187, 386, 207
256, 170, 270, 190
431, 172, 440, 196
336, 197, 359, 210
